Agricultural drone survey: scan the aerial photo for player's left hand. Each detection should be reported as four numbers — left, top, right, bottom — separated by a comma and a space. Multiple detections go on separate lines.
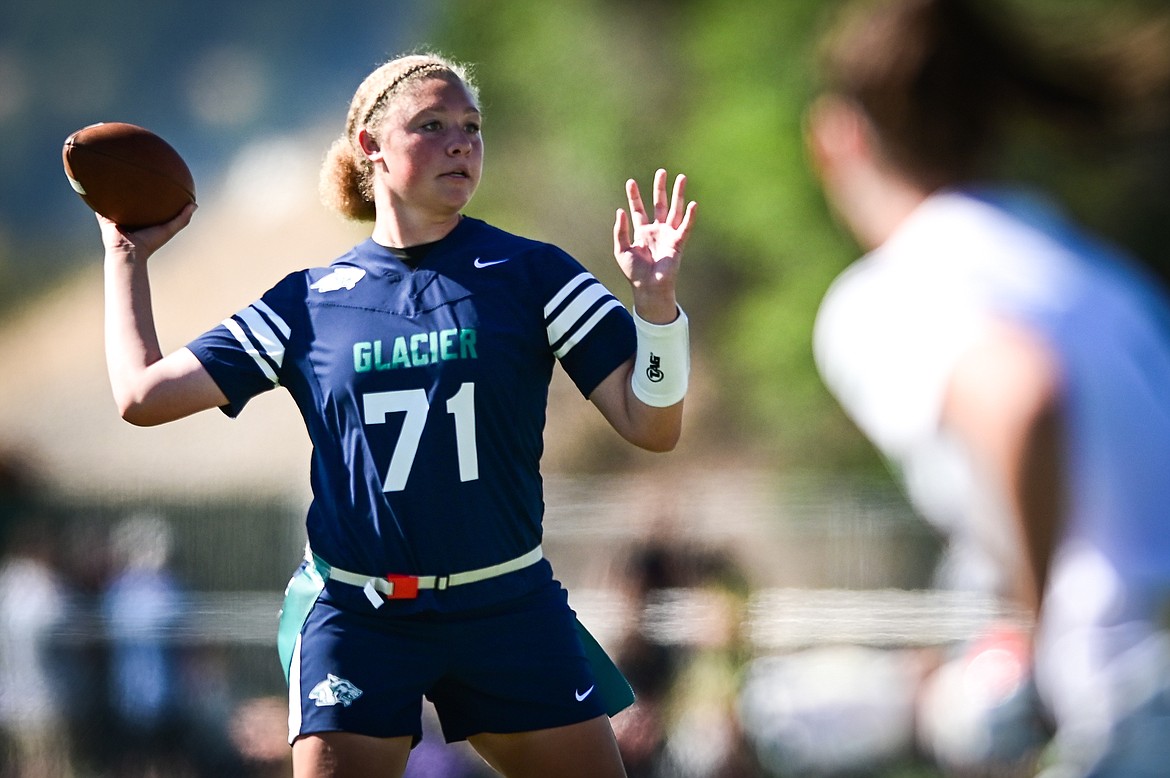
614, 169, 697, 323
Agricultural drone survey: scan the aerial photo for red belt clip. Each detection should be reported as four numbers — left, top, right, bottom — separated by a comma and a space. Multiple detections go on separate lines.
383, 574, 420, 600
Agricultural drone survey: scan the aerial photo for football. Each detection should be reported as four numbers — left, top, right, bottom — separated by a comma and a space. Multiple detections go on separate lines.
62, 122, 196, 230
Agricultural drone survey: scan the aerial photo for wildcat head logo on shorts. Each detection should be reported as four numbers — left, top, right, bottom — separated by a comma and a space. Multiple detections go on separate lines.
309, 673, 363, 707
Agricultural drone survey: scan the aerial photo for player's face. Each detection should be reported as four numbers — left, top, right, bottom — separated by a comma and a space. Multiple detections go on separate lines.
374, 77, 483, 218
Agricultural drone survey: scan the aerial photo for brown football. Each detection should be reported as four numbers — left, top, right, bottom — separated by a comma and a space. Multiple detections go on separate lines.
62, 122, 196, 230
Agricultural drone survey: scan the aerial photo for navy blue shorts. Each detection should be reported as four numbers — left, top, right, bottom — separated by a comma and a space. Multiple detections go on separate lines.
285, 573, 609, 744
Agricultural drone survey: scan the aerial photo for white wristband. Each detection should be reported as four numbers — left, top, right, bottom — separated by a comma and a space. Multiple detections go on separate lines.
631, 306, 690, 407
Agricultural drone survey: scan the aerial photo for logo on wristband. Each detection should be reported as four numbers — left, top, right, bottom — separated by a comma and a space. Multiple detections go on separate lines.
646, 354, 664, 383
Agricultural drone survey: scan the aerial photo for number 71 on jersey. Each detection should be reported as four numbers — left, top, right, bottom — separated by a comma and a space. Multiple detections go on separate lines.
362, 383, 478, 492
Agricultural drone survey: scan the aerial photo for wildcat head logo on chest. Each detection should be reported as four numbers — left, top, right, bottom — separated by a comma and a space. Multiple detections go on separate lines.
311, 267, 367, 293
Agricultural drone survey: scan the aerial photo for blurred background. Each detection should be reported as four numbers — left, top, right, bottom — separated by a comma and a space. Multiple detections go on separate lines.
1, 0, 1168, 776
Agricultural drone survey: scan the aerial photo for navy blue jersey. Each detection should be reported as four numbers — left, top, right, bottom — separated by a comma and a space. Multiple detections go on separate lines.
188, 217, 635, 611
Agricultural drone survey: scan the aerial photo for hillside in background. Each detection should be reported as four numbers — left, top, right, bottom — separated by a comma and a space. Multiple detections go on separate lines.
3, 0, 1169, 502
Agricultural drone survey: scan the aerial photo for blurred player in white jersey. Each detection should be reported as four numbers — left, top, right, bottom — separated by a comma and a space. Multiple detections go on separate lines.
807, 0, 1170, 775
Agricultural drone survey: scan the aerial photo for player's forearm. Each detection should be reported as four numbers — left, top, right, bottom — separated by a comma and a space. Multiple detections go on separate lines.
625, 387, 684, 452
103, 250, 166, 420
590, 356, 685, 452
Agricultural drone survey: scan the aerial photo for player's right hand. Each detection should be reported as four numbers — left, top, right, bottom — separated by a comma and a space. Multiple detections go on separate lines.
98, 202, 197, 263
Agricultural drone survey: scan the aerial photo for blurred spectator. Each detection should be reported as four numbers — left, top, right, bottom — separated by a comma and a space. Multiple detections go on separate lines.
0, 514, 76, 778
807, 0, 1170, 775
612, 543, 687, 776
0, 449, 41, 558
102, 512, 194, 777
612, 540, 761, 778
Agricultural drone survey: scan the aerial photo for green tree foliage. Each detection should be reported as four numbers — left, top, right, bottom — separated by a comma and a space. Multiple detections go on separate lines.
431, 0, 1170, 472
433, 1, 870, 468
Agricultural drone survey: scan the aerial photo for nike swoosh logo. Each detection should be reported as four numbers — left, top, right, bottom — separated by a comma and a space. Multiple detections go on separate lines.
575, 685, 595, 702
473, 257, 511, 268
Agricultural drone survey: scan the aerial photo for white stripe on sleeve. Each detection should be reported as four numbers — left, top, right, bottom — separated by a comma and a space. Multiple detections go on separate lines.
546, 282, 612, 346
237, 306, 287, 369
254, 299, 291, 339
222, 316, 281, 386
553, 298, 623, 358
543, 273, 593, 318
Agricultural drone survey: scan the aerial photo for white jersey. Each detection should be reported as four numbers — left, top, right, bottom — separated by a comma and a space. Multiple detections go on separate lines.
814, 188, 1170, 734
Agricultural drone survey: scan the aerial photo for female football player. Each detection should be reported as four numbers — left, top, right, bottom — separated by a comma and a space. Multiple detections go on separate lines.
807, 1, 1170, 775
97, 52, 696, 778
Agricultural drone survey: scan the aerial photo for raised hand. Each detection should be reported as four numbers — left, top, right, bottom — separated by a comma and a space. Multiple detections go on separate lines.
613, 169, 698, 323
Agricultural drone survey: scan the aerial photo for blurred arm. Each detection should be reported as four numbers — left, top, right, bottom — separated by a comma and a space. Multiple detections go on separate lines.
942, 321, 1064, 618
